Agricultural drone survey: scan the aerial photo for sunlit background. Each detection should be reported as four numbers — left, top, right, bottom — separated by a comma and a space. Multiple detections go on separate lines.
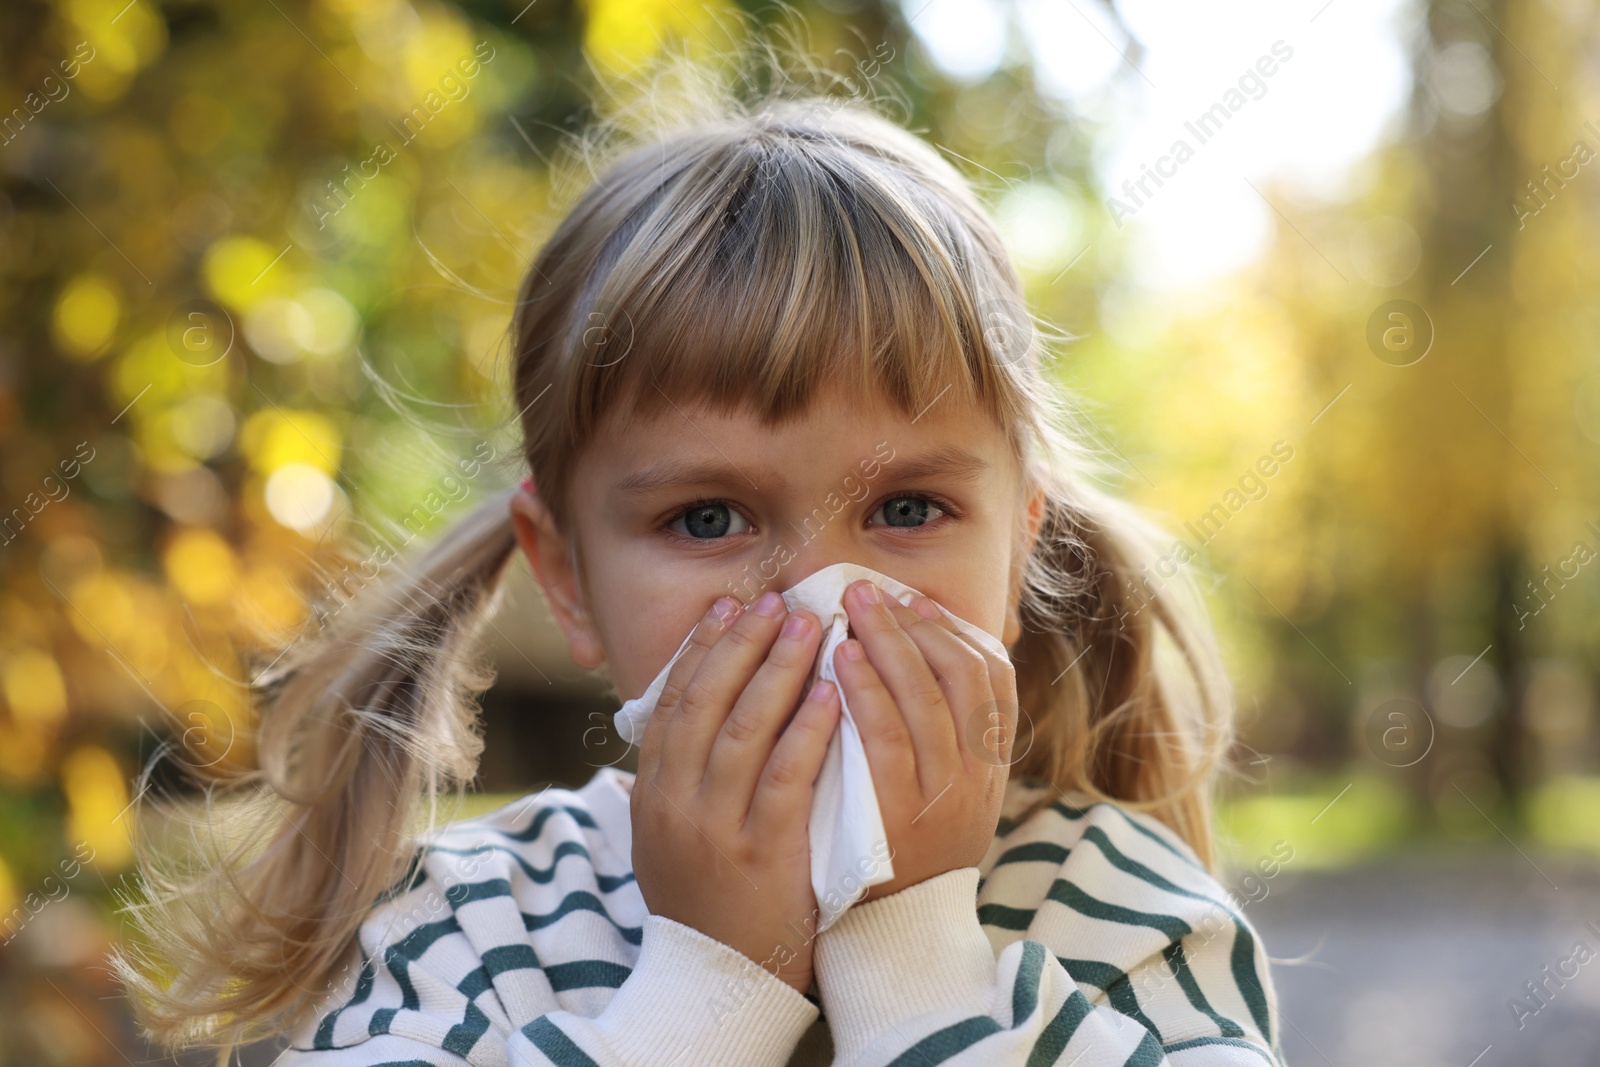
1, 0, 1598, 1062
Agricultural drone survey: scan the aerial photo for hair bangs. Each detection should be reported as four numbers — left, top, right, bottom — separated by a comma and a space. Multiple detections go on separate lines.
558, 123, 1023, 450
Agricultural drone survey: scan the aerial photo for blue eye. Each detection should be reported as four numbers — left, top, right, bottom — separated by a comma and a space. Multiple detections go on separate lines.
871, 494, 949, 529
667, 500, 752, 540
662, 492, 957, 544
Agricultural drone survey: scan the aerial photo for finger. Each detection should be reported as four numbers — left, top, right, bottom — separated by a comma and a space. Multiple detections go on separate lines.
880, 596, 997, 769
704, 608, 824, 809
842, 579, 960, 792
890, 594, 1010, 701
657, 590, 792, 795
904, 593, 1021, 769
902, 593, 993, 661
746, 677, 840, 838
831, 633, 918, 799
636, 595, 744, 786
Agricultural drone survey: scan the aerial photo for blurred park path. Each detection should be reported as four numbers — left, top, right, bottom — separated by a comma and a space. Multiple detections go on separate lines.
1250, 849, 1600, 1066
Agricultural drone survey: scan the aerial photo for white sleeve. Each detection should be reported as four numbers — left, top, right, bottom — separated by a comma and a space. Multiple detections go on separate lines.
504, 912, 820, 1067
273, 1031, 475, 1065
278, 916, 817, 1067
812, 867, 1281, 1067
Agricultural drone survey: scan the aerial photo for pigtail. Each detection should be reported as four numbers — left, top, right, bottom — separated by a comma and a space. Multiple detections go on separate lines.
1009, 411, 1236, 872
108, 487, 521, 1062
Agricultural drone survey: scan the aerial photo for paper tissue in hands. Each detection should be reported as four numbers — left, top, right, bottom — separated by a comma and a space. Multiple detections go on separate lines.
613, 561, 1013, 933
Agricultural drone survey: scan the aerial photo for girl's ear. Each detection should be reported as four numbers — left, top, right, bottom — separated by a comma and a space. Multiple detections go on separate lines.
510, 486, 606, 670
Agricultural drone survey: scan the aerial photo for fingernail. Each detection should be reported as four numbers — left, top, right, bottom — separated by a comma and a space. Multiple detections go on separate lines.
809, 679, 833, 701
755, 591, 785, 617
782, 613, 810, 638
713, 596, 741, 622
855, 580, 881, 605
840, 638, 864, 661
912, 595, 941, 620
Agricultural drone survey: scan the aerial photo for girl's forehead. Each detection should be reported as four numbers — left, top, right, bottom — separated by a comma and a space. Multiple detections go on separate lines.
579, 385, 1015, 491
613, 375, 989, 435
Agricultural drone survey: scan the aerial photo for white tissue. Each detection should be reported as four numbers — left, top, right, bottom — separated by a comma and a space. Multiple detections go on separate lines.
613, 561, 1012, 933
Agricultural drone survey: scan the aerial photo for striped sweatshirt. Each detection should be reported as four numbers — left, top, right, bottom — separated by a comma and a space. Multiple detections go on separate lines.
279, 766, 1286, 1066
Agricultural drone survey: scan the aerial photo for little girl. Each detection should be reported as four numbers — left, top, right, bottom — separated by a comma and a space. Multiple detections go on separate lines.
113, 46, 1285, 1067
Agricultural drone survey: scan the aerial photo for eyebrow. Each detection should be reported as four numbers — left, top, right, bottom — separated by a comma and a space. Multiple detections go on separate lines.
613, 444, 993, 497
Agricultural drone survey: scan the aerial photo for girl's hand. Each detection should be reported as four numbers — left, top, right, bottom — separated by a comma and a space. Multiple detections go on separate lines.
833, 578, 1015, 904
631, 592, 840, 996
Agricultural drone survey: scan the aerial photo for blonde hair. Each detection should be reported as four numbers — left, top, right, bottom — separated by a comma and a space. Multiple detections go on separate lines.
111, 22, 1237, 1063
